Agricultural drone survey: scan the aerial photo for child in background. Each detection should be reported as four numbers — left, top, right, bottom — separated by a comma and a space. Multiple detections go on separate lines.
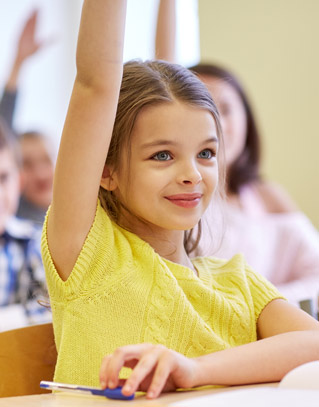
0, 119, 50, 331
0, 10, 55, 225
189, 63, 319, 311
17, 131, 55, 224
42, 0, 319, 400
155, 0, 319, 312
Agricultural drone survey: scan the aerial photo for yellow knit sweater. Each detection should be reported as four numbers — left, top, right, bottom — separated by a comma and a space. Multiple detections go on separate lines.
41, 200, 283, 387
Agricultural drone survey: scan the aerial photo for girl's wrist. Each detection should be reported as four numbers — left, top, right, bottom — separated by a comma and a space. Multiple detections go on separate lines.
6, 58, 24, 90
191, 355, 213, 388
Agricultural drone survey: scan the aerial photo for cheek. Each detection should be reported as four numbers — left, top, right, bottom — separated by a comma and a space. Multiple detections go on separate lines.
204, 165, 219, 190
22, 168, 33, 181
217, 113, 228, 138
128, 172, 156, 198
223, 113, 240, 137
7, 183, 20, 210
222, 113, 247, 159
48, 165, 55, 177
234, 111, 247, 144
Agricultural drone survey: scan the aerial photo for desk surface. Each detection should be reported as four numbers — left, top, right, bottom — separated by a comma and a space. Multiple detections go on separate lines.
0, 383, 278, 407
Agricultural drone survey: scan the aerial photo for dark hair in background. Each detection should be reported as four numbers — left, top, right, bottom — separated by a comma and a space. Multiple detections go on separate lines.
190, 63, 261, 194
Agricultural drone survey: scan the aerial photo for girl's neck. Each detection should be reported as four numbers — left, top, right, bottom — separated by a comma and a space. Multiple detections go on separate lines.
152, 236, 197, 275
142, 230, 189, 263
119, 214, 197, 274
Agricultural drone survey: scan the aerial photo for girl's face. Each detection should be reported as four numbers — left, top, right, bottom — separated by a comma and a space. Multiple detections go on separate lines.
105, 101, 219, 236
199, 75, 247, 170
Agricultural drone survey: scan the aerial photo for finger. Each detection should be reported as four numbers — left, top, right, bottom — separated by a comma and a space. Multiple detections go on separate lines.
146, 353, 173, 399
107, 344, 152, 389
99, 355, 111, 388
99, 356, 132, 389
23, 10, 38, 34
122, 346, 165, 396
26, 10, 38, 24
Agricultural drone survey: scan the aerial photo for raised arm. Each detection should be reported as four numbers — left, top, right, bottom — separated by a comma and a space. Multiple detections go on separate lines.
155, 0, 176, 62
0, 10, 43, 128
6, 10, 43, 92
47, 0, 127, 280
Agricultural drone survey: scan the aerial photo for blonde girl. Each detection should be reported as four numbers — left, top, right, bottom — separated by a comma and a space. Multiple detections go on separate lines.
42, 0, 319, 400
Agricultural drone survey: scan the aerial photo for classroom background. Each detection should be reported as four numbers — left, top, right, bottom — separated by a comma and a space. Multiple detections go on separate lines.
0, 0, 318, 227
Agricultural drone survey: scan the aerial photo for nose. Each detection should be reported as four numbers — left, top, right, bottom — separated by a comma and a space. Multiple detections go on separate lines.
177, 160, 202, 185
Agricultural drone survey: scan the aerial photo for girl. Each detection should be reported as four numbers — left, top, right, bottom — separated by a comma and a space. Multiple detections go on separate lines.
42, 0, 319, 400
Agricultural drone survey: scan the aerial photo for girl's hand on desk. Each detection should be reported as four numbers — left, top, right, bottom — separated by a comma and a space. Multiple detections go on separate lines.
99, 343, 198, 399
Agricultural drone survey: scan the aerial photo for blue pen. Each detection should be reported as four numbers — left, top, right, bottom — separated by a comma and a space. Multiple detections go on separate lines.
40, 380, 135, 400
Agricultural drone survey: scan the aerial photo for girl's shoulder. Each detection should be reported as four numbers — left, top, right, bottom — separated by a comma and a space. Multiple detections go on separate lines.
193, 254, 282, 306
193, 253, 248, 279
248, 181, 298, 214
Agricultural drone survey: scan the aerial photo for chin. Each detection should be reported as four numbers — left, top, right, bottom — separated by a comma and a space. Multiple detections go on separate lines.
171, 219, 200, 231
143, 212, 201, 232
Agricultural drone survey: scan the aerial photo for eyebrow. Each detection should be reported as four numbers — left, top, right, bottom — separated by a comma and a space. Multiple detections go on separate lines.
140, 136, 219, 149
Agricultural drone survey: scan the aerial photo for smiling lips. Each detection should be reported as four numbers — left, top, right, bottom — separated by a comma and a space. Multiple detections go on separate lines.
165, 193, 202, 208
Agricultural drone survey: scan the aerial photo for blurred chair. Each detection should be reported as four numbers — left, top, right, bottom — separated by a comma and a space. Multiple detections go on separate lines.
0, 323, 56, 397
299, 299, 317, 320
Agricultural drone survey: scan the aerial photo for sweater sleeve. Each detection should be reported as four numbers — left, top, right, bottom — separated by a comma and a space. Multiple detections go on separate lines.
244, 263, 286, 322
0, 89, 17, 130
41, 201, 115, 302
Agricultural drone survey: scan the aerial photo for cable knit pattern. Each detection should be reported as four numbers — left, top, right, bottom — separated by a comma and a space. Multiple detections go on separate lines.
41, 200, 284, 387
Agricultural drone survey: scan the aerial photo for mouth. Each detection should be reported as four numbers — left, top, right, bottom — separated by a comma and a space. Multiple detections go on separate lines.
164, 193, 202, 208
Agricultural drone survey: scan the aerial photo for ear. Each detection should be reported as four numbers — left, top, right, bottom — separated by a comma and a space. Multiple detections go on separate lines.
100, 165, 118, 191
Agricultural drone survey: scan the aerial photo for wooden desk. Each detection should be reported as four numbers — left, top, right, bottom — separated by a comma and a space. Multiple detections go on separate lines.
0, 383, 278, 407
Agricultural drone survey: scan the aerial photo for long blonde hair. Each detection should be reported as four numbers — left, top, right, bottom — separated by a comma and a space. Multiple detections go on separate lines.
99, 59, 223, 254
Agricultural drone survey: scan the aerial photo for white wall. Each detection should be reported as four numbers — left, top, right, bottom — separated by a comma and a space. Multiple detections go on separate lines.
0, 0, 76, 139
0, 0, 199, 143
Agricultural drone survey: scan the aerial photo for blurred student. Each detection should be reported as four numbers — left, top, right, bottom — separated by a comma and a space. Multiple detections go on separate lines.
17, 131, 54, 224
189, 63, 319, 311
155, 0, 319, 312
0, 10, 55, 224
0, 119, 50, 331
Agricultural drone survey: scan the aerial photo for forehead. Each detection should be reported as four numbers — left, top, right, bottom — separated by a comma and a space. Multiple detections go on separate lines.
131, 101, 218, 146
21, 136, 46, 150
199, 75, 241, 105
20, 137, 52, 158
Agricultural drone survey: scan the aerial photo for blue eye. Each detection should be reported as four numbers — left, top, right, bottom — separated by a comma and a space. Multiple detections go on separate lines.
152, 151, 172, 161
198, 149, 214, 159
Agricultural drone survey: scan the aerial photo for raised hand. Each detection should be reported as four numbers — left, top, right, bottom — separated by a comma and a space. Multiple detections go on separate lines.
15, 10, 43, 65
6, 10, 47, 91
